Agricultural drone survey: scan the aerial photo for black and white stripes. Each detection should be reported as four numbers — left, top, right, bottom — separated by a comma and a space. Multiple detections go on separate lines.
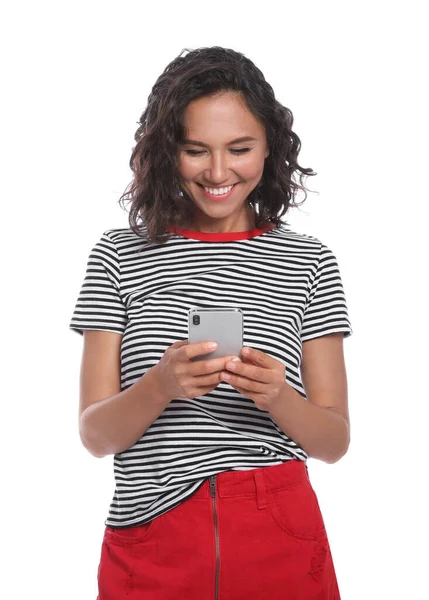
70, 223, 352, 528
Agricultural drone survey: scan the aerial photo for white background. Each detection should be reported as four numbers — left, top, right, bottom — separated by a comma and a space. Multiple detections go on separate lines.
1, 1, 428, 598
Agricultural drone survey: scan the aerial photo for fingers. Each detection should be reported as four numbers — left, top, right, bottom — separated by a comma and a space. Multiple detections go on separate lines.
241, 347, 272, 367
223, 361, 273, 383
184, 367, 233, 398
170, 339, 217, 358
221, 371, 267, 392
193, 370, 225, 387
170, 339, 189, 348
192, 359, 242, 390
177, 341, 219, 361
189, 354, 240, 376
169, 340, 243, 376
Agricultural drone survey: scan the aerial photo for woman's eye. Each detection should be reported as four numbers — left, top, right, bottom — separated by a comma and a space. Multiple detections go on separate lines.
184, 148, 251, 156
231, 148, 251, 154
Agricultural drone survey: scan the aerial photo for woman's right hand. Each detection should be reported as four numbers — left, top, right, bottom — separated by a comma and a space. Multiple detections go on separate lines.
152, 339, 241, 402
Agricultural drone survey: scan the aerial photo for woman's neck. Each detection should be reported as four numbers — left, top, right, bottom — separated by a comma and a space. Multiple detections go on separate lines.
184, 208, 257, 233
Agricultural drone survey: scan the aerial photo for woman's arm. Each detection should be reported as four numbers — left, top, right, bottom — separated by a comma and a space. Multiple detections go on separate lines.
269, 333, 350, 464
78, 330, 170, 458
78, 331, 240, 458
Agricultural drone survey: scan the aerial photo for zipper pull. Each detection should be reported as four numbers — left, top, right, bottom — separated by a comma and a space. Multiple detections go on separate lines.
209, 475, 216, 498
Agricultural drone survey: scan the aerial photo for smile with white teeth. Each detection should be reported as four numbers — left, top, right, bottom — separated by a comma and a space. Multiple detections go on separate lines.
203, 184, 235, 195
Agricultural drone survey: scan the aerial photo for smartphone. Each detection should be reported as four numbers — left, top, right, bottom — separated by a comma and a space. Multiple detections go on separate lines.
188, 308, 243, 362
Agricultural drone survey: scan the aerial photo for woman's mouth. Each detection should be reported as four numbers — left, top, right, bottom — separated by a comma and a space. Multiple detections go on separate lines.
197, 183, 238, 201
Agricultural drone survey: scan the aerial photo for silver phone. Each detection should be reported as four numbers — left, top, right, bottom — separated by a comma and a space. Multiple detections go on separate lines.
188, 308, 243, 362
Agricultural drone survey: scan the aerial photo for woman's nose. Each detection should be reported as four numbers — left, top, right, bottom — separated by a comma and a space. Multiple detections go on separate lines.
204, 153, 230, 183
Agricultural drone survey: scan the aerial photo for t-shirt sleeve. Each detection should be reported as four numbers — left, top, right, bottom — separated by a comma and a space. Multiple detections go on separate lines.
300, 243, 353, 342
69, 231, 128, 336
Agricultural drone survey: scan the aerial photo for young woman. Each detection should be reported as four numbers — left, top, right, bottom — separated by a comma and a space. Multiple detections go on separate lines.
70, 46, 353, 600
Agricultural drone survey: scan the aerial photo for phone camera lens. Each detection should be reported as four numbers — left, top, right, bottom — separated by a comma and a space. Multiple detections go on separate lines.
193, 315, 200, 325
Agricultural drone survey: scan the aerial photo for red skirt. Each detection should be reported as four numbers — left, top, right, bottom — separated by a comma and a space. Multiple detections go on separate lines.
97, 459, 341, 599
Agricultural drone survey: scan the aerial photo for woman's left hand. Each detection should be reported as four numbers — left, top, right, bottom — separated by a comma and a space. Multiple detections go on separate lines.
220, 347, 287, 412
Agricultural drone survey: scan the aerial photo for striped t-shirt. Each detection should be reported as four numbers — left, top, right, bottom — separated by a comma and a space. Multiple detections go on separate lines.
69, 221, 353, 528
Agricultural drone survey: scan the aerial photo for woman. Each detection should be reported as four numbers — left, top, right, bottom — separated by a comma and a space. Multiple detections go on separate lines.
70, 46, 353, 600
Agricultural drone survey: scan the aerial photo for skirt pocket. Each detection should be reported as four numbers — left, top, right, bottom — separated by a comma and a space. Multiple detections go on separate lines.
97, 520, 160, 599
104, 518, 159, 546
269, 476, 327, 541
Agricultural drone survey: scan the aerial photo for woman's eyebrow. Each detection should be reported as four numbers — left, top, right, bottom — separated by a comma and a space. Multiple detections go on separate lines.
182, 136, 258, 147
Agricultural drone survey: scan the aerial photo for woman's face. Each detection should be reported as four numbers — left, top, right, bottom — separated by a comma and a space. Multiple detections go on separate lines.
177, 92, 269, 232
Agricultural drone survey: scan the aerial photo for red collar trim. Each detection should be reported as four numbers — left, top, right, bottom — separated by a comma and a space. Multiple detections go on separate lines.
167, 224, 276, 242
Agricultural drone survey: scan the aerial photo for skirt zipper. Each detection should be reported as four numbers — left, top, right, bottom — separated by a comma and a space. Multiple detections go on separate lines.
209, 475, 220, 600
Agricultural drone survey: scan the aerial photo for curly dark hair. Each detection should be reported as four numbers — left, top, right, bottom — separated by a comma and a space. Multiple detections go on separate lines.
118, 46, 317, 244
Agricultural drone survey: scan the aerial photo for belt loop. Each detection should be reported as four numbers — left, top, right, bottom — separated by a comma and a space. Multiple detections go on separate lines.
253, 469, 267, 510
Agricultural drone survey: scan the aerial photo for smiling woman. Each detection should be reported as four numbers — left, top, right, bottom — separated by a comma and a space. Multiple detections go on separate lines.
175, 92, 270, 231
70, 46, 352, 600
117, 46, 316, 242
